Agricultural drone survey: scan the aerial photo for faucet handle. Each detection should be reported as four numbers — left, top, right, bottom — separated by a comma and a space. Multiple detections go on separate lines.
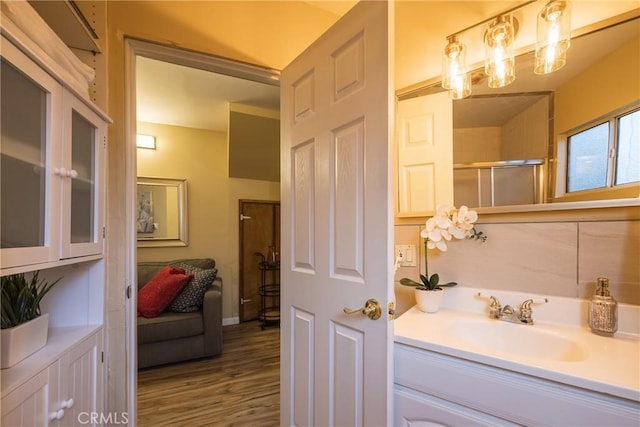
477, 293, 502, 318
520, 298, 548, 310
518, 298, 548, 323
487, 295, 502, 318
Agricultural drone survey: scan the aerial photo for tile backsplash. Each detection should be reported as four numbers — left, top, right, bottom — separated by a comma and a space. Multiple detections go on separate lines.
394, 220, 640, 316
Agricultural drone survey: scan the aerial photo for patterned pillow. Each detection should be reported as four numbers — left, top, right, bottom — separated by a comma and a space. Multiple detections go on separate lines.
167, 263, 218, 313
137, 266, 194, 318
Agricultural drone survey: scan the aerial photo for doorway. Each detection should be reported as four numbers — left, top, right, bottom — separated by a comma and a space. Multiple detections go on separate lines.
126, 38, 281, 422
239, 200, 281, 323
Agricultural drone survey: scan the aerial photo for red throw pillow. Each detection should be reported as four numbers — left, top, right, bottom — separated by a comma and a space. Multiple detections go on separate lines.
137, 266, 194, 318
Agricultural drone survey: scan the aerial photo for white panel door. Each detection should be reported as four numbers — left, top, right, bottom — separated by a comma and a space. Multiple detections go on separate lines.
397, 92, 453, 216
280, 1, 394, 426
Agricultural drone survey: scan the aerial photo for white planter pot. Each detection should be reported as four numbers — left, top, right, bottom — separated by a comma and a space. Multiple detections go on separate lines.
1, 313, 49, 369
414, 288, 444, 313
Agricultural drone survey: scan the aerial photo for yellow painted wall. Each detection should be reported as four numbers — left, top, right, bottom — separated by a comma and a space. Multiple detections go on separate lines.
136, 122, 280, 323
555, 37, 640, 133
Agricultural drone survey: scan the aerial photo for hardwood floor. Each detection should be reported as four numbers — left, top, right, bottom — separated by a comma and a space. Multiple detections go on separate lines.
137, 321, 280, 426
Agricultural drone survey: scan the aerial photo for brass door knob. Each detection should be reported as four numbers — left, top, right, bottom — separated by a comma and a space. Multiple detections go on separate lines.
343, 299, 382, 320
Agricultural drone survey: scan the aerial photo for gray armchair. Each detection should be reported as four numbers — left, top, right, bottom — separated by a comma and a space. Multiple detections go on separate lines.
136, 258, 223, 368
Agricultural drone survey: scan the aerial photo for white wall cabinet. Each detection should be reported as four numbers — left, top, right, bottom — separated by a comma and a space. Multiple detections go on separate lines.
0, 33, 107, 273
1, 329, 103, 427
394, 343, 640, 426
1, 3, 108, 425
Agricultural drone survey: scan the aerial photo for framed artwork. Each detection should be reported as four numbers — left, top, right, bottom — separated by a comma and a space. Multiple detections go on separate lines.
137, 189, 155, 233
136, 177, 188, 247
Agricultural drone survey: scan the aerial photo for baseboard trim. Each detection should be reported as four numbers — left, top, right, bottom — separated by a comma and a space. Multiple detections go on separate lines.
223, 317, 239, 326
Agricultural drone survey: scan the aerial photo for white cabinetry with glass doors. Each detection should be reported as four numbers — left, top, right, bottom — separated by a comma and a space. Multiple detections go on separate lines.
0, 2, 109, 425
0, 35, 106, 273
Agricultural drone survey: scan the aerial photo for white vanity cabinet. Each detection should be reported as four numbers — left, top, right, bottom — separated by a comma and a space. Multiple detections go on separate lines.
394, 342, 640, 427
0, 33, 106, 273
1, 328, 103, 427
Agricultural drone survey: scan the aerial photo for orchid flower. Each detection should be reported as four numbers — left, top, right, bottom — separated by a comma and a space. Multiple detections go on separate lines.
400, 205, 485, 291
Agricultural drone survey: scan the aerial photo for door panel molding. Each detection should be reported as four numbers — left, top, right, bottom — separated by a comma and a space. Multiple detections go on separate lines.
292, 307, 315, 426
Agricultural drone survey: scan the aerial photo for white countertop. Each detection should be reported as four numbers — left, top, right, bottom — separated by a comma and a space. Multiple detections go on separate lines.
394, 287, 640, 402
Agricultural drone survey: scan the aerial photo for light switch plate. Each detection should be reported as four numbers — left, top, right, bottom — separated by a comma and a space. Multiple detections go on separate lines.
395, 244, 417, 267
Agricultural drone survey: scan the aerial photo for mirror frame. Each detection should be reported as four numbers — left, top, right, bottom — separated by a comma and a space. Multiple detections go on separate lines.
136, 176, 188, 247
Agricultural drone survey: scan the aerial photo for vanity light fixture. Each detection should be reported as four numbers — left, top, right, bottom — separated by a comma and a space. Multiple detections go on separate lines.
442, 36, 471, 99
136, 134, 156, 149
484, 15, 517, 88
535, 0, 571, 74
440, 0, 572, 96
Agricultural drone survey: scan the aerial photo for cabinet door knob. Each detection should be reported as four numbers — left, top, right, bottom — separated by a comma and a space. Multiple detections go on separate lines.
53, 168, 78, 178
50, 409, 64, 420
61, 398, 74, 409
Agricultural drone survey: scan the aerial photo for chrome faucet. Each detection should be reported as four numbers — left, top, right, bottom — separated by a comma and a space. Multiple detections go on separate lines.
480, 294, 548, 325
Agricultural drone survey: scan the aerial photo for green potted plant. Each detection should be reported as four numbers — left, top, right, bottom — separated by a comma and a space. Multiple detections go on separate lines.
399, 205, 485, 313
1, 271, 60, 369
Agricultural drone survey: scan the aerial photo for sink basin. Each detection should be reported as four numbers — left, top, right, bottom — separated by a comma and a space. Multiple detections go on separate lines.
451, 319, 587, 362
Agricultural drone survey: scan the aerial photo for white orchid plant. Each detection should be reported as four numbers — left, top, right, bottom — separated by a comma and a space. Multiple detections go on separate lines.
400, 204, 486, 291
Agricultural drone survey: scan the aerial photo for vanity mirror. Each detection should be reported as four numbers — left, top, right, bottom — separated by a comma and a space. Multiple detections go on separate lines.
136, 176, 188, 247
396, 14, 639, 215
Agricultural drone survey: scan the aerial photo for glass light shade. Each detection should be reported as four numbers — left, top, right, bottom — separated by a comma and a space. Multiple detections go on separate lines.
484, 16, 516, 88
535, 0, 571, 75
442, 38, 471, 98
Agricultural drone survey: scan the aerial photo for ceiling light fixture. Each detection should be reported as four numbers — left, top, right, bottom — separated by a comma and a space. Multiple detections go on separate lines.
535, 0, 572, 74
484, 15, 517, 88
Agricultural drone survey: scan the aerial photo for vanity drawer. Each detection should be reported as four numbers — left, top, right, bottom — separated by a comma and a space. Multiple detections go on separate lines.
394, 343, 640, 426
395, 384, 518, 427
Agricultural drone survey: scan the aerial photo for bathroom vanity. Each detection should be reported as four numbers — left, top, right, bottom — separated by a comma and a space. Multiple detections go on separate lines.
394, 287, 640, 426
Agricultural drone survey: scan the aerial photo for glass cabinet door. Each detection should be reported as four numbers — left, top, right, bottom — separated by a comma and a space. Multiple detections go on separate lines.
0, 40, 62, 270
70, 111, 96, 244
60, 91, 104, 258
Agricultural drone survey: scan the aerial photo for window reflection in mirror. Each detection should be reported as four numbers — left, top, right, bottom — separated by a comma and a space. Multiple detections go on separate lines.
136, 177, 188, 247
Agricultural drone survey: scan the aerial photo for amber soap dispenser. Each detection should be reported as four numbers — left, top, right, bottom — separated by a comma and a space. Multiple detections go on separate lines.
588, 277, 618, 336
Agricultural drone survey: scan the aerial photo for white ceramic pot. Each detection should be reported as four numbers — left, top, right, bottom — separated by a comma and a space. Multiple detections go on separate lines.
414, 288, 444, 313
1, 313, 49, 369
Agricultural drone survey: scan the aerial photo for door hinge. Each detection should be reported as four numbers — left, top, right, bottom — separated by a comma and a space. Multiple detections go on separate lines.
240, 214, 252, 221
103, 136, 107, 149
126, 285, 132, 299
102, 227, 106, 238
101, 351, 104, 363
